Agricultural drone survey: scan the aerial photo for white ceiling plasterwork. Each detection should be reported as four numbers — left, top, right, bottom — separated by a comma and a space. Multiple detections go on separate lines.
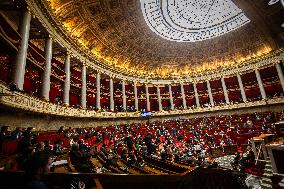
141, 0, 250, 42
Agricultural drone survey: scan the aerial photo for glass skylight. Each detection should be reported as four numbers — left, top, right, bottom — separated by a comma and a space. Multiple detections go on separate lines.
140, 0, 250, 42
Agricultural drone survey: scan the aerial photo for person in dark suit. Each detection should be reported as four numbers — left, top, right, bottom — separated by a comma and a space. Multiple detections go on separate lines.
24, 151, 53, 189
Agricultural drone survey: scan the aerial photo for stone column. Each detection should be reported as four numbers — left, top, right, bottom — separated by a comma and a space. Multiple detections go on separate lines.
276, 62, 284, 92
146, 85, 150, 111
109, 77, 114, 111
134, 82, 138, 111
207, 80, 214, 106
255, 69, 266, 99
237, 74, 247, 102
63, 53, 71, 105
169, 85, 174, 110
96, 72, 101, 110
180, 83, 187, 109
41, 37, 52, 100
122, 80, 127, 111
13, 10, 31, 90
157, 86, 162, 111
221, 77, 230, 104
81, 64, 87, 108
193, 83, 200, 107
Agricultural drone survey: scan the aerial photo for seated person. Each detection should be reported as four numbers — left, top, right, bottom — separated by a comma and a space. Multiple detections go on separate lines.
136, 156, 145, 168
78, 139, 89, 155
69, 144, 92, 173
23, 151, 53, 189
105, 153, 118, 168
43, 140, 53, 155
24, 151, 85, 189
10, 127, 22, 140
239, 146, 255, 171
53, 140, 65, 156
57, 126, 64, 134
246, 147, 255, 163
231, 152, 241, 170
127, 152, 137, 166
35, 142, 45, 152
121, 148, 128, 162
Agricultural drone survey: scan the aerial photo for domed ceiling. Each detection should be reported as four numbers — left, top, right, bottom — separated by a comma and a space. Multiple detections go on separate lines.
42, 0, 282, 79
141, 0, 250, 42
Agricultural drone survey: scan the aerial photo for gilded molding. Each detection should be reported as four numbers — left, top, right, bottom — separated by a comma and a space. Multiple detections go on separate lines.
1, 83, 283, 119
0, 83, 141, 118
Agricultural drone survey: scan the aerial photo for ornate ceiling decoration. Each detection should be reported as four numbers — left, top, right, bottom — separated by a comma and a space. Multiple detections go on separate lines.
40, 0, 279, 79
140, 0, 250, 42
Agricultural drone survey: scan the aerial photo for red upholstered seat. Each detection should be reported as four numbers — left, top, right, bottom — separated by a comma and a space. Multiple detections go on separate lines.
1, 140, 19, 156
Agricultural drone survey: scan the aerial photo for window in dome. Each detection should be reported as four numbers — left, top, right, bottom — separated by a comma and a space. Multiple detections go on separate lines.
140, 0, 250, 42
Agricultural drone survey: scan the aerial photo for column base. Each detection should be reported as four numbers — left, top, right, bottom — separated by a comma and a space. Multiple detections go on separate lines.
63, 103, 69, 107
42, 97, 50, 102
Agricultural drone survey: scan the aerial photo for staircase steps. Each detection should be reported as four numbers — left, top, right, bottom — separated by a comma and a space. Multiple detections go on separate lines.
260, 161, 273, 189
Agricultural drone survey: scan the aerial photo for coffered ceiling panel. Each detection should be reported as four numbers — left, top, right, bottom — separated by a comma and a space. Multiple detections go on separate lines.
43, 0, 283, 79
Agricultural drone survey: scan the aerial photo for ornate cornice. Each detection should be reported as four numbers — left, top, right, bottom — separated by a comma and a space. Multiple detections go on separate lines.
154, 98, 284, 116
1, 82, 284, 118
0, 83, 140, 118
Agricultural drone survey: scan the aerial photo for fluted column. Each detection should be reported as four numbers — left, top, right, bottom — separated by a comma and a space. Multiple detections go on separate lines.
63, 53, 71, 105
13, 10, 31, 90
237, 74, 247, 102
169, 85, 174, 110
276, 62, 284, 92
193, 83, 200, 107
96, 72, 101, 110
41, 37, 52, 100
255, 69, 266, 99
146, 85, 150, 111
122, 80, 127, 111
206, 80, 214, 106
81, 64, 87, 108
180, 83, 187, 109
109, 78, 114, 111
157, 86, 162, 111
221, 77, 229, 104
134, 82, 138, 111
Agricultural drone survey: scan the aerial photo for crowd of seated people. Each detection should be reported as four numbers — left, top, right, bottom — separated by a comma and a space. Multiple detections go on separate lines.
0, 111, 282, 176
92, 111, 277, 169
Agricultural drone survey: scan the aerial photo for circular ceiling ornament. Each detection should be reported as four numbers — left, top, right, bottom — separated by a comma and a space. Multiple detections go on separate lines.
140, 0, 250, 42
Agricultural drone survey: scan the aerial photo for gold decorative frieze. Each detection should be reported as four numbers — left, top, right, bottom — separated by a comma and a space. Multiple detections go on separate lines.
1, 82, 284, 118
0, 83, 140, 118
